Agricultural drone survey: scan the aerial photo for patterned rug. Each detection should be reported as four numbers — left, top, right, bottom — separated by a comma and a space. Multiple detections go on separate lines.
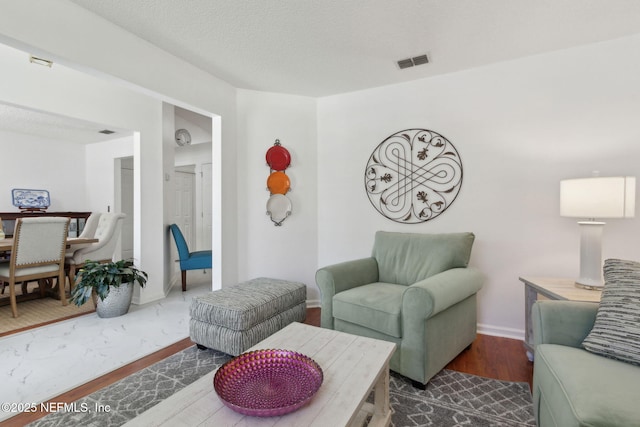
0, 293, 94, 336
27, 346, 534, 427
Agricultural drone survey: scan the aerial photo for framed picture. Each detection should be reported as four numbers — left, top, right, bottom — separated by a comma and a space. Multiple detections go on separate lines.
11, 189, 51, 210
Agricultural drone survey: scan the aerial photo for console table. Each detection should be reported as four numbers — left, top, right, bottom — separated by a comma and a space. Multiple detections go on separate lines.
0, 211, 91, 237
519, 277, 601, 361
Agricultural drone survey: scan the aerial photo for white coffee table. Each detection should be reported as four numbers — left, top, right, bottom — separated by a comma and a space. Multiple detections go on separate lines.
124, 322, 396, 426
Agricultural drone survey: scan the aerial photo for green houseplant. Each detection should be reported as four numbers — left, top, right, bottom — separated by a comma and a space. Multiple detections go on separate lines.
70, 259, 148, 318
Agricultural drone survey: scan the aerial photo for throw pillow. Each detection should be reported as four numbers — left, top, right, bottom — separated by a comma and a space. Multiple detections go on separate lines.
582, 258, 640, 365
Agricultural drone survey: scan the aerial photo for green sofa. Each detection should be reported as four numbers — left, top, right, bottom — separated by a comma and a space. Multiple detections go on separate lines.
316, 231, 484, 387
532, 300, 640, 426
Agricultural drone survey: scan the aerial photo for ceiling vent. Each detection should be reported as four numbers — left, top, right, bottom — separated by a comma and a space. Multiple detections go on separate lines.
99, 129, 116, 135
397, 58, 414, 69
397, 54, 429, 70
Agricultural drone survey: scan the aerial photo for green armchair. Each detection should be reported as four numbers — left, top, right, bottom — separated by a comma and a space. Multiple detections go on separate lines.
316, 231, 484, 387
532, 300, 640, 426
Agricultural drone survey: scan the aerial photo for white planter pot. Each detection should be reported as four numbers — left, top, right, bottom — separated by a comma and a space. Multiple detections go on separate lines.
96, 282, 134, 318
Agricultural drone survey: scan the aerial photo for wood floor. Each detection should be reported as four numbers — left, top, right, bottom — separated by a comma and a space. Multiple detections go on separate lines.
1, 307, 533, 427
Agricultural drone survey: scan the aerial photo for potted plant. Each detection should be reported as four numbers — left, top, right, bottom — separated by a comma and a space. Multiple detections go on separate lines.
70, 259, 148, 318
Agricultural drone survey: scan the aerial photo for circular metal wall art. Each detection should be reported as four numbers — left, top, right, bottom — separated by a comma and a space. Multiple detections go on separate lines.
364, 128, 463, 223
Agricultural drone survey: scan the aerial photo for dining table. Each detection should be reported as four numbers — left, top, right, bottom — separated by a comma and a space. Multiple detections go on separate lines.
0, 236, 98, 252
0, 237, 99, 306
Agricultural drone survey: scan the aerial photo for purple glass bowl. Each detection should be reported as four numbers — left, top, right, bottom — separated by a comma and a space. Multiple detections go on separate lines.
213, 349, 323, 417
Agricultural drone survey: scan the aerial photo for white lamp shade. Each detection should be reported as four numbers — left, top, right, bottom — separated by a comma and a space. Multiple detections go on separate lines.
560, 176, 636, 219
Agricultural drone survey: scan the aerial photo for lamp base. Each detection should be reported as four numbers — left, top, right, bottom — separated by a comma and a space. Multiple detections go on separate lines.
575, 221, 605, 290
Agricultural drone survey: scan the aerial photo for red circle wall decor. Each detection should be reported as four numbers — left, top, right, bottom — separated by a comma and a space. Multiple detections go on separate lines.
265, 141, 291, 171
364, 129, 463, 223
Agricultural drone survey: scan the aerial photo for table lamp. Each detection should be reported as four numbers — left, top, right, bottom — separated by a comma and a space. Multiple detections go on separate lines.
560, 176, 636, 289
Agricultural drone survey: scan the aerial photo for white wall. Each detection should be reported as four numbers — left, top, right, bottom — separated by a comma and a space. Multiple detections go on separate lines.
0, 0, 237, 296
85, 136, 134, 213
0, 130, 87, 211
236, 90, 319, 302
317, 34, 640, 337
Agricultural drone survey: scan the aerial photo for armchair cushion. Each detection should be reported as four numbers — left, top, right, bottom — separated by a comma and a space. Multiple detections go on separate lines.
333, 282, 405, 338
533, 301, 640, 426
333, 268, 484, 339
534, 342, 640, 426
372, 231, 474, 285
582, 258, 640, 366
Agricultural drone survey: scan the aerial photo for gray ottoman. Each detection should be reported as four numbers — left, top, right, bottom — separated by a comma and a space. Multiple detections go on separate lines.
189, 277, 307, 355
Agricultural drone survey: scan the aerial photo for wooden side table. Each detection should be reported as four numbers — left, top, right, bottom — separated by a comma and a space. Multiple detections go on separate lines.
519, 277, 601, 361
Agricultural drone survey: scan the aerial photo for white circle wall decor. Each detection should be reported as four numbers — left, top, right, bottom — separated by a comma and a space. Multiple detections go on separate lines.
364, 129, 463, 223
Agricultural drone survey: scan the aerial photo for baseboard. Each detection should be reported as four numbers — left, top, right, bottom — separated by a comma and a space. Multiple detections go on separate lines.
133, 290, 168, 305
306, 299, 320, 308
300, 306, 524, 340
477, 323, 524, 341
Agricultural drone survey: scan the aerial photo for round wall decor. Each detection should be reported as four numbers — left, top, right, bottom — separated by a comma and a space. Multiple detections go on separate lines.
364, 128, 463, 223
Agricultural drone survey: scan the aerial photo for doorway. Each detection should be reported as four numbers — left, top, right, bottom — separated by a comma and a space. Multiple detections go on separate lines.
119, 157, 135, 261
171, 167, 196, 284
115, 157, 134, 259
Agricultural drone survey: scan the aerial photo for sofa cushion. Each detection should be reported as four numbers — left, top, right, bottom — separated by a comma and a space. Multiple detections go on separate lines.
332, 282, 405, 338
582, 258, 640, 365
372, 231, 474, 286
535, 344, 640, 426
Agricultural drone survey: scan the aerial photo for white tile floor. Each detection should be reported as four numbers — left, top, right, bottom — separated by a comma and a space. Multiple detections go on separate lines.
0, 281, 211, 422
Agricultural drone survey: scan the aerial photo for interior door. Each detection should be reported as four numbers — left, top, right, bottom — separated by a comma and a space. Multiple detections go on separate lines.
172, 169, 196, 281
202, 162, 213, 250
120, 157, 134, 260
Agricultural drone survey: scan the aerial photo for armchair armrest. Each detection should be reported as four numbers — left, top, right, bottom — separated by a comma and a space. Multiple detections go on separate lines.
532, 300, 598, 348
402, 268, 484, 320
315, 257, 379, 329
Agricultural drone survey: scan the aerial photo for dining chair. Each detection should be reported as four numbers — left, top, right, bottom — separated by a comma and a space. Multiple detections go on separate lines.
0, 217, 70, 318
62, 212, 100, 291
169, 224, 212, 291
71, 212, 101, 249
65, 213, 125, 292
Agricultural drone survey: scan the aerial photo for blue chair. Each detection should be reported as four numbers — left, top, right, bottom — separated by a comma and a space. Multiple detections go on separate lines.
169, 224, 212, 291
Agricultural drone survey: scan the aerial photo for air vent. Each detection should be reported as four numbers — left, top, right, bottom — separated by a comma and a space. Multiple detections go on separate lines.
99, 129, 116, 135
397, 58, 414, 69
412, 54, 429, 66
397, 53, 429, 70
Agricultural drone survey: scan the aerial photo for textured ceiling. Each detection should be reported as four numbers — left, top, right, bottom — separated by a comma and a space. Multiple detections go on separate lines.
68, 0, 640, 97
0, 102, 131, 144
5, 1, 640, 142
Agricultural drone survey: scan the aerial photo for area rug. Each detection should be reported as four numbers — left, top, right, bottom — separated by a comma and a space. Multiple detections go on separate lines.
27, 346, 535, 427
0, 296, 95, 336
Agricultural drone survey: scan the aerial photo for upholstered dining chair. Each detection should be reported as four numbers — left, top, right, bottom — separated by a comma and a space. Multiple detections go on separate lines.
0, 217, 70, 318
65, 213, 125, 292
170, 224, 212, 291
69, 212, 101, 250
